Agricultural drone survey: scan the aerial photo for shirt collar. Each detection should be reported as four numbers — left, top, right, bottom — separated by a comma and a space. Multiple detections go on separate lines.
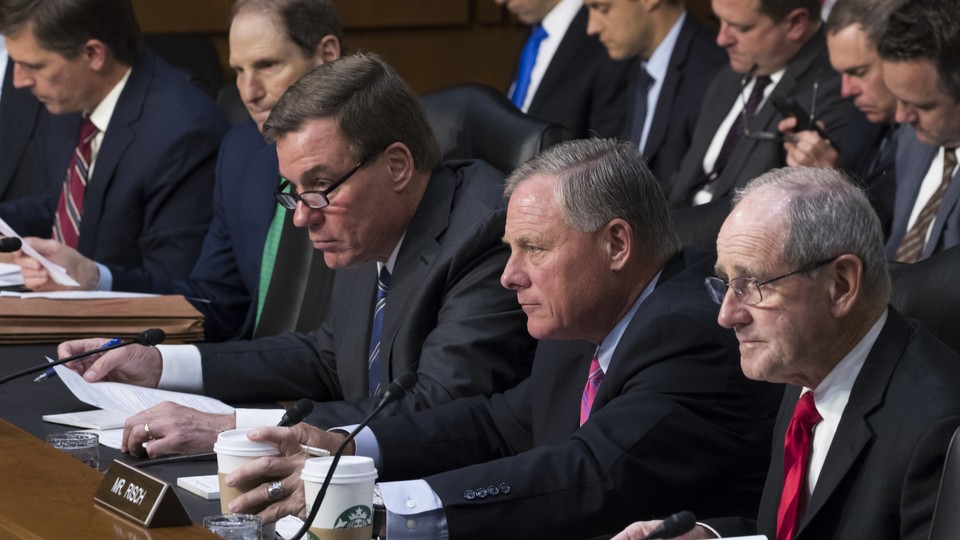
0, 35, 8, 104
87, 67, 132, 132
595, 269, 663, 372
541, 0, 581, 38
807, 309, 888, 426
644, 11, 686, 78
377, 232, 407, 277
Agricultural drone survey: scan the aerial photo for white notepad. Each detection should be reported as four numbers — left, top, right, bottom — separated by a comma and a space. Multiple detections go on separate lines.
42, 409, 126, 430
177, 475, 220, 500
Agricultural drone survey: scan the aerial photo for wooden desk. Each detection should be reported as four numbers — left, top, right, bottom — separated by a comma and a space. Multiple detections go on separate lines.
0, 419, 216, 538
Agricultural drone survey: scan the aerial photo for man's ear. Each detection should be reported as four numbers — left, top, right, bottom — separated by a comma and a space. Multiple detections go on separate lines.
603, 218, 633, 272
83, 39, 109, 72
828, 254, 863, 318
314, 35, 341, 65
383, 142, 416, 193
782, 7, 811, 42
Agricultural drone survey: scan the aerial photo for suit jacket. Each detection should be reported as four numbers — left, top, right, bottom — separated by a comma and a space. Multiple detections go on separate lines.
197, 160, 537, 427
0, 49, 228, 284
119, 119, 308, 342
713, 310, 960, 539
524, 6, 633, 139
837, 118, 897, 239
885, 125, 960, 260
668, 28, 855, 206
0, 61, 49, 203
627, 14, 725, 184
369, 251, 783, 539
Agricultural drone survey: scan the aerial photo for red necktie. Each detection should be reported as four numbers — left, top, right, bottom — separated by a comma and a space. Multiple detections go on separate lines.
776, 391, 822, 540
580, 355, 603, 426
53, 118, 98, 249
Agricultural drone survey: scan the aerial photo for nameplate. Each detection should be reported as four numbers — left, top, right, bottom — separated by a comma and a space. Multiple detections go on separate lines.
94, 460, 191, 528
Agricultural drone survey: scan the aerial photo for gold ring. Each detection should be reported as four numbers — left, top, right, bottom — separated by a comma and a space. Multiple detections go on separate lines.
144, 423, 154, 440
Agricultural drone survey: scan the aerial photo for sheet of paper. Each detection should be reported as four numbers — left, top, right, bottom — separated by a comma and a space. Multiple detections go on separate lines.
277, 515, 306, 539
0, 263, 23, 287
51, 359, 234, 416
1, 290, 157, 299
0, 217, 79, 286
92, 429, 125, 449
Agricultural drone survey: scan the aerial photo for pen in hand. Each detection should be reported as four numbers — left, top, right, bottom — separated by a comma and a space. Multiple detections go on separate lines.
33, 337, 123, 382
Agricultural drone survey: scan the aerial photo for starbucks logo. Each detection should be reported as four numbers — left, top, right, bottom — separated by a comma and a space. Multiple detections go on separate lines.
333, 505, 372, 529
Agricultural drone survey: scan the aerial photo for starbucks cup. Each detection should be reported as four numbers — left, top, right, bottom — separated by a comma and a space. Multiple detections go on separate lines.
301, 456, 378, 540
214, 428, 281, 539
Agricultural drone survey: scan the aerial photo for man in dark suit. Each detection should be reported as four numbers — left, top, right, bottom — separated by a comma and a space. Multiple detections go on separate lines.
0, 0, 227, 288
15, 0, 343, 342
667, 0, 854, 208
775, 0, 900, 238
223, 139, 781, 537
585, 0, 725, 184
0, 39, 48, 204
615, 166, 960, 540
878, 0, 960, 263
60, 54, 536, 458
499, 0, 633, 138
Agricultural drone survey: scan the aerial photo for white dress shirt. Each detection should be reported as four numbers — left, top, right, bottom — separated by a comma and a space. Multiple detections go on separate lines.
905, 147, 960, 244
0, 36, 8, 105
515, 0, 581, 113
636, 12, 686, 154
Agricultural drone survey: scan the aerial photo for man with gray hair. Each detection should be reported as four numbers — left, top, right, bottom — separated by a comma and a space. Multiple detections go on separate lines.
224, 138, 781, 538
616, 166, 960, 540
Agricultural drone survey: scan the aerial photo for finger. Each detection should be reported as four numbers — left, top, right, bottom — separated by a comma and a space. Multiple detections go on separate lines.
777, 116, 798, 133
248, 426, 303, 455
57, 338, 104, 360
80, 348, 131, 382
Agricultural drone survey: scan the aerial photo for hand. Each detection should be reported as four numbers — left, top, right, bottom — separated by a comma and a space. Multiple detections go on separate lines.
122, 402, 235, 458
14, 238, 100, 290
224, 424, 350, 523
611, 520, 716, 540
57, 338, 163, 386
777, 117, 838, 168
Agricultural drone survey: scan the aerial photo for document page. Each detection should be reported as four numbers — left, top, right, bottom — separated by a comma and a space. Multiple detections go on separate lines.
0, 217, 79, 286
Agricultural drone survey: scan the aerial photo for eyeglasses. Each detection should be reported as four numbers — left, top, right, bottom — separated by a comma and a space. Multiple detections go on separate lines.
704, 256, 837, 306
274, 146, 387, 210
740, 69, 820, 142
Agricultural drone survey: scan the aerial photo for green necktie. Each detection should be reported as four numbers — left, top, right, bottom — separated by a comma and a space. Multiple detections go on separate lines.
255, 201, 286, 331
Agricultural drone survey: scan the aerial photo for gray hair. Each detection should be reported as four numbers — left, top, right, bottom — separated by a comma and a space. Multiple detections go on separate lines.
263, 53, 441, 172
505, 139, 681, 263
734, 167, 892, 307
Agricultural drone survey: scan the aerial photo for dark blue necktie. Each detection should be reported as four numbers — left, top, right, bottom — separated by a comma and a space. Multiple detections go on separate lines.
628, 66, 655, 150
368, 266, 391, 396
510, 25, 548, 109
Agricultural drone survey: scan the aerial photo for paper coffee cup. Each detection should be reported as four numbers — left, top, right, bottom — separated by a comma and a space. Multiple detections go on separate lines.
214, 428, 280, 539
301, 456, 378, 540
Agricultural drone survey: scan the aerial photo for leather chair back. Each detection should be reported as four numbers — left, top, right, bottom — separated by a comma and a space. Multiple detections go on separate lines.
420, 84, 570, 174
890, 245, 960, 353
144, 33, 223, 99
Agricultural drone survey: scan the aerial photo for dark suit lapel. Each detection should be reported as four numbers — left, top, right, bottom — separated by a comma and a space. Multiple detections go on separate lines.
528, 6, 588, 113
340, 263, 379, 397
377, 167, 454, 385
886, 129, 938, 258
922, 153, 960, 258
688, 69, 741, 167
798, 312, 910, 534
644, 15, 696, 160
77, 52, 154, 254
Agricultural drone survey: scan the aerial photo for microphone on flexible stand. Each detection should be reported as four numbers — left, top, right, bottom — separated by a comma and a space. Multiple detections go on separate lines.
638, 511, 697, 540
0, 328, 166, 386
0, 237, 22, 253
291, 371, 418, 540
136, 398, 316, 469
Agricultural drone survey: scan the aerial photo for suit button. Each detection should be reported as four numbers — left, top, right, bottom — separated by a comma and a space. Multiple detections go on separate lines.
463, 490, 476, 500
487, 485, 500, 496
499, 482, 511, 494
476, 487, 488, 499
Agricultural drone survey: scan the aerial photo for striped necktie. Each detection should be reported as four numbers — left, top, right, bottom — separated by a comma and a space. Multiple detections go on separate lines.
895, 147, 957, 262
579, 354, 604, 426
53, 118, 98, 248
368, 266, 391, 396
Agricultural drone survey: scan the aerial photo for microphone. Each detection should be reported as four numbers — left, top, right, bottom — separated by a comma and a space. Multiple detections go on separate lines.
638, 511, 697, 540
0, 328, 166, 386
291, 371, 418, 540
0, 237, 22, 253
279, 399, 314, 427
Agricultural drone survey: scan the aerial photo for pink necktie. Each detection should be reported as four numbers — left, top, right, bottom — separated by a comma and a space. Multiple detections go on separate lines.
580, 355, 604, 426
776, 391, 822, 540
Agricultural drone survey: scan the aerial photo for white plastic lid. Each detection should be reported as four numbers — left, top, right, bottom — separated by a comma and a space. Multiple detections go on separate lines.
213, 428, 280, 457
301, 456, 378, 484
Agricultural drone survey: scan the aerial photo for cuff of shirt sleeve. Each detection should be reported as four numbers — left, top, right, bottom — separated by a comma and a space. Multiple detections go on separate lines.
235, 408, 284, 429
380, 480, 448, 540
95, 263, 112, 291
333, 425, 382, 469
156, 344, 203, 393
697, 521, 722, 538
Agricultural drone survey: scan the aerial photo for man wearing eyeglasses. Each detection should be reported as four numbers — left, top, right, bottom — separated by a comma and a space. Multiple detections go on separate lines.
614, 166, 960, 540
666, 0, 854, 209
57, 54, 536, 459
878, 0, 960, 263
